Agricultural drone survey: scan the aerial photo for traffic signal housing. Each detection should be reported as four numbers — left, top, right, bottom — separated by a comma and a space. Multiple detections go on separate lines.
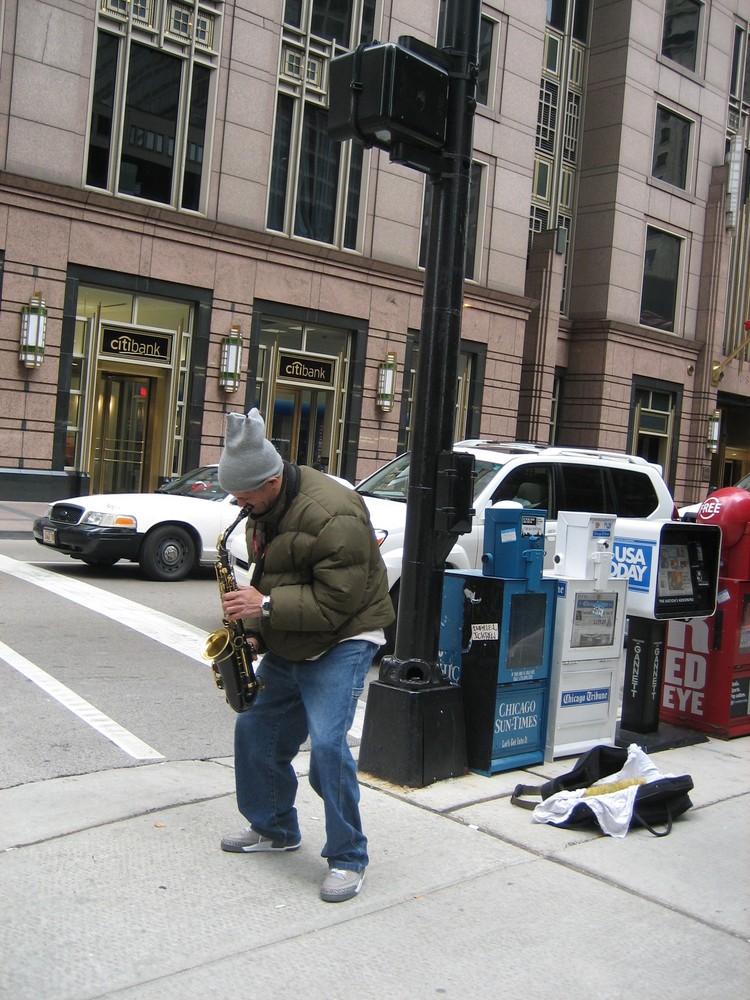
328, 39, 449, 169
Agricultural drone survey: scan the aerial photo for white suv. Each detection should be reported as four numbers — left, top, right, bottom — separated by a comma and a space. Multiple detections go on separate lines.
356, 441, 677, 601
228, 443, 676, 620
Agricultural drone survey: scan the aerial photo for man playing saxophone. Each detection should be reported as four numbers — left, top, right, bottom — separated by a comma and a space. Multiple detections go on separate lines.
216, 408, 394, 903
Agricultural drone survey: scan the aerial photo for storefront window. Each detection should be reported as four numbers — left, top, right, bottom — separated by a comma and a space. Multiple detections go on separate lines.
255, 315, 351, 473
70, 285, 194, 484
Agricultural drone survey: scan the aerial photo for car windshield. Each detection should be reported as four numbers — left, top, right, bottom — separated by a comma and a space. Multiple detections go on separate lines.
155, 466, 228, 501
356, 453, 502, 503
735, 472, 750, 491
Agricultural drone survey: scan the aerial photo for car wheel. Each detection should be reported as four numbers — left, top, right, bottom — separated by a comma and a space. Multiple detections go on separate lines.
80, 556, 119, 568
139, 525, 195, 581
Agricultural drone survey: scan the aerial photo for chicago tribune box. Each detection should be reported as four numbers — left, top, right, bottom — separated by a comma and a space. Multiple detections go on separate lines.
610, 520, 721, 620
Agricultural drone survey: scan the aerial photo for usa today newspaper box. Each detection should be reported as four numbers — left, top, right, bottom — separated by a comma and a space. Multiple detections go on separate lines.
439, 506, 555, 775
610, 519, 721, 734
545, 512, 628, 760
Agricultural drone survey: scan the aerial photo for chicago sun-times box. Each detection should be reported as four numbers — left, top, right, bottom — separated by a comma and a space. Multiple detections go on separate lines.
439, 508, 555, 775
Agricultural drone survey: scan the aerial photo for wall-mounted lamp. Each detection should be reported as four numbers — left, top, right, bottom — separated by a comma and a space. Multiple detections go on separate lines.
219, 324, 243, 392
376, 351, 397, 411
706, 408, 721, 453
19, 293, 47, 368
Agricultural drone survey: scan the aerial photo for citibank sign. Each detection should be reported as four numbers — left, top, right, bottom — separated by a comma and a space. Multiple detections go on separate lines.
101, 328, 173, 363
278, 351, 336, 387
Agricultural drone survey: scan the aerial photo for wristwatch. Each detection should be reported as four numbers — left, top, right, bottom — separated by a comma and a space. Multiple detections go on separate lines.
260, 595, 272, 619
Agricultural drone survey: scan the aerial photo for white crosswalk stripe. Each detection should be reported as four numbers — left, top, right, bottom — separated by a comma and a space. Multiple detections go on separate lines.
0, 553, 367, 747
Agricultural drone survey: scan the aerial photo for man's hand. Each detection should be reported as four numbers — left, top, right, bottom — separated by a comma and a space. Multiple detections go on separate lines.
222, 585, 264, 622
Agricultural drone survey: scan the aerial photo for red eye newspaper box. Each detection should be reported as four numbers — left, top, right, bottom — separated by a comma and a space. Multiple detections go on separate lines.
661, 487, 750, 738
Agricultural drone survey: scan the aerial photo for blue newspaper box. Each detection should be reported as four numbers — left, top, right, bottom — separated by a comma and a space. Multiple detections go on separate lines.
439, 506, 555, 774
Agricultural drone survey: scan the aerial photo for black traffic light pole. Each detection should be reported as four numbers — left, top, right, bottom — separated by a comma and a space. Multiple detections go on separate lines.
392, 1, 480, 676
358, 0, 482, 786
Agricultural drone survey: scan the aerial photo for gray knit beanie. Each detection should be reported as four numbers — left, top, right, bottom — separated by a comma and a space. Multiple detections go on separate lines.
218, 409, 283, 493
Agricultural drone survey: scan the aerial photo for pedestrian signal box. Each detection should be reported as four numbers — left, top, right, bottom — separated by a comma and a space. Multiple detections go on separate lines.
328, 39, 449, 157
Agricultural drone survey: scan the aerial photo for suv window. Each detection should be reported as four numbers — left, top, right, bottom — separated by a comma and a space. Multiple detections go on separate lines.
491, 464, 553, 512
608, 467, 659, 517
492, 462, 660, 521
560, 465, 608, 514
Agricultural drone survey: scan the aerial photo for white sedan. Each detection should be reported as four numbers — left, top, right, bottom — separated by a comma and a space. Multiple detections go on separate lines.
32, 465, 243, 581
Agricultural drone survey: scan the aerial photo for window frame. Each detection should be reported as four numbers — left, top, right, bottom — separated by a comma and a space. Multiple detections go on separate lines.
639, 224, 685, 334
476, 14, 499, 108
651, 102, 695, 192
419, 159, 487, 281
84, 1, 222, 214
660, 0, 705, 76
265, 0, 376, 251
628, 377, 682, 489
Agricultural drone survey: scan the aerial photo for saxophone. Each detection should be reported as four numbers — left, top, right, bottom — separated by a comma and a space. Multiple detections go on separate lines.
202, 506, 263, 712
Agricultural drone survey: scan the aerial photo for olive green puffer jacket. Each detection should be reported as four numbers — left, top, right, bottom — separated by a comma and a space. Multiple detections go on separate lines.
247, 466, 394, 661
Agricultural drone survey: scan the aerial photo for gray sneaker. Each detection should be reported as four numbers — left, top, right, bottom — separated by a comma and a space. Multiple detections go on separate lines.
320, 867, 366, 902
221, 827, 301, 853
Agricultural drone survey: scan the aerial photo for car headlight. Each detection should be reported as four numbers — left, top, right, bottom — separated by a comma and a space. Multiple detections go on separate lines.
82, 511, 137, 529
373, 528, 388, 547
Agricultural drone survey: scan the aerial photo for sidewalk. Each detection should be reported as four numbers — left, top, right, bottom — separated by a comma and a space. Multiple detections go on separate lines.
1, 736, 748, 999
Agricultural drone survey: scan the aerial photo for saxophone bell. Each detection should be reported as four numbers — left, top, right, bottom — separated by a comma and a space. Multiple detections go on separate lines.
202, 627, 232, 662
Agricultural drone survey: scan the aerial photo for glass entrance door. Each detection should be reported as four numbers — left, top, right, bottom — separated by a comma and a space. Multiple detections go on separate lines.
92, 374, 155, 493
270, 387, 335, 471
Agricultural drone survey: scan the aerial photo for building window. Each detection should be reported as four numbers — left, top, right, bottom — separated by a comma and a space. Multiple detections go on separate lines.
661, 0, 702, 73
534, 158, 553, 202
537, 80, 559, 154
547, 0, 566, 32
398, 339, 479, 453
728, 23, 750, 132
640, 226, 683, 332
562, 90, 581, 163
476, 16, 496, 106
86, 1, 220, 212
267, 0, 376, 249
631, 383, 679, 484
419, 162, 485, 280
530, 5, 588, 310
652, 105, 692, 189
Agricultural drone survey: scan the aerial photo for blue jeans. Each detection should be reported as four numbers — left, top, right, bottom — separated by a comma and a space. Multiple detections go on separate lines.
233, 639, 376, 872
